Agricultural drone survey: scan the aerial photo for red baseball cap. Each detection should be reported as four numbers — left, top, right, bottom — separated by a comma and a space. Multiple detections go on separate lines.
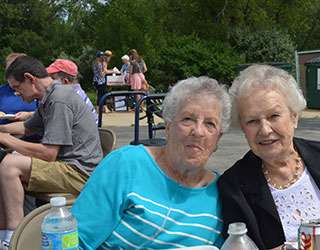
46, 59, 78, 77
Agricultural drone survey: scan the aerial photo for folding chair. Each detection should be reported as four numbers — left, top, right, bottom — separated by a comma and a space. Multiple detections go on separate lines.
130, 93, 167, 146
98, 127, 117, 157
10, 199, 75, 250
98, 90, 147, 127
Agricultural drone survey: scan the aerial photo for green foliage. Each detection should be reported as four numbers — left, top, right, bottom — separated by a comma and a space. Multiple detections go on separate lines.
74, 46, 97, 91
86, 89, 97, 106
53, 46, 97, 90
0, 47, 14, 84
160, 34, 244, 87
232, 27, 296, 63
221, 0, 320, 51
1, 0, 320, 91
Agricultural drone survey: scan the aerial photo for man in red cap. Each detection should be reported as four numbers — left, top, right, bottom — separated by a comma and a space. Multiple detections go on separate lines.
46, 59, 98, 125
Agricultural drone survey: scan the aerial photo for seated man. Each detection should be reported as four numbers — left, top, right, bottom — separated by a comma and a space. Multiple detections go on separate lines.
46, 59, 98, 125
0, 53, 37, 125
0, 56, 103, 249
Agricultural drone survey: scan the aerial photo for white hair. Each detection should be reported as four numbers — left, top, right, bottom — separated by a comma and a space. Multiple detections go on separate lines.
162, 76, 232, 133
229, 64, 306, 128
121, 55, 129, 61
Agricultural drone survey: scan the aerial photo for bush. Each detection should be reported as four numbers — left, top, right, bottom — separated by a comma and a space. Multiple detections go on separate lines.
0, 47, 14, 84
156, 34, 244, 88
55, 46, 97, 91
232, 27, 296, 63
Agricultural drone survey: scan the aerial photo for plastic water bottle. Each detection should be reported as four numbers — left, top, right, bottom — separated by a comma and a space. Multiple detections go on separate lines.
220, 222, 258, 250
41, 197, 79, 250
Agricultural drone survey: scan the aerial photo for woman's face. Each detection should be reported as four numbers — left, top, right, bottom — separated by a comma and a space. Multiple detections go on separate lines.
238, 88, 298, 161
166, 96, 223, 169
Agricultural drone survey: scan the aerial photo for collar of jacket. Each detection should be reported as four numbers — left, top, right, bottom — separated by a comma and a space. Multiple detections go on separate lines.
238, 137, 320, 223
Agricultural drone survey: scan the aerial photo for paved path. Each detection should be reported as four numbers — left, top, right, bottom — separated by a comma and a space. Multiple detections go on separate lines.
101, 110, 163, 127
101, 109, 320, 128
101, 109, 320, 174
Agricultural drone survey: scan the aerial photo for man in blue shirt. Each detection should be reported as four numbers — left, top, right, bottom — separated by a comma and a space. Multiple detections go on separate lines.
0, 53, 37, 125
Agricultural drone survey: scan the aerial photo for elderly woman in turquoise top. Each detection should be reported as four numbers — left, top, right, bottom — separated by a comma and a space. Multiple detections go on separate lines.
71, 76, 232, 250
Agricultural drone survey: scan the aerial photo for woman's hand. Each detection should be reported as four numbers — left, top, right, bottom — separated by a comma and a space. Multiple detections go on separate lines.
270, 241, 297, 250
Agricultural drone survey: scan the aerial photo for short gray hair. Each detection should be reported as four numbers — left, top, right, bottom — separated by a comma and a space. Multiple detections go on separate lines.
229, 64, 306, 127
162, 76, 232, 133
56, 71, 78, 84
121, 55, 129, 61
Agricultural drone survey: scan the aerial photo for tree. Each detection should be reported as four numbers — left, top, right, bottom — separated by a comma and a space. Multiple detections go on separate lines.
161, 34, 244, 87
1, 0, 320, 90
232, 27, 296, 63
0, 0, 70, 82
220, 0, 320, 51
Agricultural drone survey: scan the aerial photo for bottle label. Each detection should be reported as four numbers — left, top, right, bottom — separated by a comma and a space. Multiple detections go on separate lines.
42, 229, 79, 250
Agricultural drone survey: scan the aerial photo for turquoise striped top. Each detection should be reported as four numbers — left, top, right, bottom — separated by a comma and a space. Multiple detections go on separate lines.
71, 145, 224, 250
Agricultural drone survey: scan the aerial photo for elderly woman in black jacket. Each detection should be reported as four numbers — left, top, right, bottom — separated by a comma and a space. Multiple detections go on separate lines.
218, 64, 320, 250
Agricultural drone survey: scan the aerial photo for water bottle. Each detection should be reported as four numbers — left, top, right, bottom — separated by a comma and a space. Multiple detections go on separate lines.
220, 222, 258, 250
41, 197, 79, 250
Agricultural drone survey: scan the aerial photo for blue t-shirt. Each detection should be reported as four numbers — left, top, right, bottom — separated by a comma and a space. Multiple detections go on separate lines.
0, 83, 37, 125
121, 64, 130, 74
71, 145, 224, 250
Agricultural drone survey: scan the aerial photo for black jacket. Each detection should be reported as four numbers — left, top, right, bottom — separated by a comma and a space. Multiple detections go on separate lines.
218, 137, 320, 250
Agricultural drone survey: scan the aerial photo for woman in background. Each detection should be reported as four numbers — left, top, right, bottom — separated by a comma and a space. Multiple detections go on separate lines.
92, 50, 115, 113
128, 49, 148, 111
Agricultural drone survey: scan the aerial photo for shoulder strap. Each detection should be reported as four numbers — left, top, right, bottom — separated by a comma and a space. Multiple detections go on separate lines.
135, 60, 142, 73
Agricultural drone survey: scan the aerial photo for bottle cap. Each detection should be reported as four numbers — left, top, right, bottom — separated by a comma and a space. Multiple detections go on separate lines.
227, 222, 248, 235
50, 196, 67, 206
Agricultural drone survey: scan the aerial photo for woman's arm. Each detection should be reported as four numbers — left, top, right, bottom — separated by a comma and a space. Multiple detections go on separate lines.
101, 63, 115, 75
105, 69, 115, 74
143, 62, 147, 73
99, 63, 106, 76
71, 153, 128, 250
128, 64, 133, 83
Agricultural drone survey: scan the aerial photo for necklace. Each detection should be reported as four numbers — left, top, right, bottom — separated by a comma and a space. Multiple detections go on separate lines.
262, 156, 302, 190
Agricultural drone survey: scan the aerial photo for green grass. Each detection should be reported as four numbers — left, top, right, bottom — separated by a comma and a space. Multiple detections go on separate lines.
86, 90, 97, 106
